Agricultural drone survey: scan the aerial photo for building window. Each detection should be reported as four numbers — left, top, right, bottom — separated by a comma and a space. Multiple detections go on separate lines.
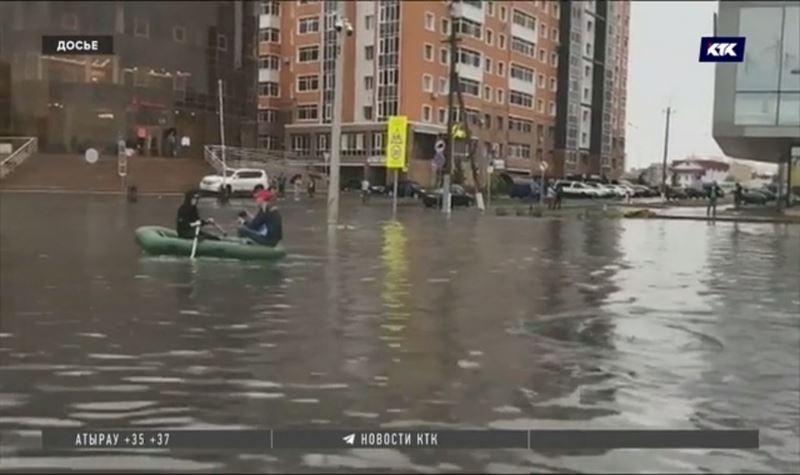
511, 37, 536, 57
582, 110, 589, 122
510, 90, 534, 108
440, 48, 450, 65
298, 45, 320, 62
422, 105, 432, 122
483, 85, 492, 100
551, 52, 558, 66
496, 88, 505, 104
585, 43, 592, 56
61, 13, 78, 31
172, 26, 186, 43
487, 2, 495, 16
424, 43, 434, 61
298, 16, 320, 34
363, 106, 374, 120
365, 15, 374, 30
587, 20, 593, 32
497, 61, 505, 77
553, 3, 560, 18
549, 77, 557, 91
537, 73, 545, 88
297, 104, 319, 121
441, 18, 450, 35
498, 34, 506, 49
454, 18, 482, 40
258, 135, 279, 150
260, 28, 280, 43
549, 101, 556, 116
217, 34, 228, 51
551, 27, 559, 41
261, 1, 280, 15
134, 17, 149, 38
459, 78, 481, 97
292, 134, 310, 152
538, 48, 546, 62
259, 82, 280, 97
541, 26, 548, 38
497, 117, 504, 130
259, 55, 280, 70
509, 143, 532, 159
485, 28, 494, 46
483, 114, 492, 128
584, 65, 591, 77
485, 57, 492, 73
456, 47, 481, 67
537, 99, 545, 113
317, 133, 329, 151
425, 12, 435, 31
365, 45, 374, 60
499, 6, 507, 21
439, 77, 448, 94
435, 108, 445, 123
510, 64, 535, 83
583, 87, 590, 100
297, 75, 320, 92
364, 76, 374, 90
423, 74, 434, 92
512, 10, 537, 31
258, 109, 277, 123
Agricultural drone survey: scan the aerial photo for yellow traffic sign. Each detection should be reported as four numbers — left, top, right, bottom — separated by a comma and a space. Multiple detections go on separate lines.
451, 124, 466, 139
386, 116, 408, 169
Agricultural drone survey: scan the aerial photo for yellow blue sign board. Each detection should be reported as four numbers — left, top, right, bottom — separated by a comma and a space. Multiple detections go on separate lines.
386, 116, 408, 169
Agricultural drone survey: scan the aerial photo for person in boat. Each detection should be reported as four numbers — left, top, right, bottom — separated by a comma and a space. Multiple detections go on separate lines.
176, 190, 220, 240
237, 189, 283, 247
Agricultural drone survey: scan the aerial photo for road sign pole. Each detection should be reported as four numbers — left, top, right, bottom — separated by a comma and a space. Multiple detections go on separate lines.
392, 169, 399, 218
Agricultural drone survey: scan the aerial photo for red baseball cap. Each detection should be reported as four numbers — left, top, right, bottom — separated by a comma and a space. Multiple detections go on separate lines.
253, 189, 273, 202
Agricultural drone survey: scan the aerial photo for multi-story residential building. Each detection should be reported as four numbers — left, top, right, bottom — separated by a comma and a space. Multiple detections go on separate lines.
0, 1, 258, 157
554, 0, 628, 179
257, 0, 628, 185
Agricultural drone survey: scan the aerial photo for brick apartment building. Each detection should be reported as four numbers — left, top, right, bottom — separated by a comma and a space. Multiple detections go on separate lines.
256, 0, 629, 185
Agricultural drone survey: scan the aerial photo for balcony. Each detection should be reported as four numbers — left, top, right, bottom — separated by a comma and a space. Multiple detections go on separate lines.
455, 63, 483, 83
259, 14, 280, 30
511, 25, 537, 44
452, 1, 485, 24
509, 78, 535, 97
258, 68, 279, 83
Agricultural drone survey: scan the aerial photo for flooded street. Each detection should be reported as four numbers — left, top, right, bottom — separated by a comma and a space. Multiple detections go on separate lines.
1, 193, 799, 473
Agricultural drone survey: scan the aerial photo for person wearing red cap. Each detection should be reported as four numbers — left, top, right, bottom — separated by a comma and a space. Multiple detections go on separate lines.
237, 189, 283, 246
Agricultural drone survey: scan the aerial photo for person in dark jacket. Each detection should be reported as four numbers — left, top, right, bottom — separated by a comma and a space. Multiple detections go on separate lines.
237, 190, 283, 247
176, 190, 220, 240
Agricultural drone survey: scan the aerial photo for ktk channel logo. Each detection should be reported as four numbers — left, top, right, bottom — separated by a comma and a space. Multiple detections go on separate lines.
42, 36, 114, 55
699, 36, 746, 63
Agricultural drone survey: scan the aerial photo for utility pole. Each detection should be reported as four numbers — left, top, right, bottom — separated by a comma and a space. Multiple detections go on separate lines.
661, 106, 674, 198
442, 1, 459, 214
326, 4, 349, 226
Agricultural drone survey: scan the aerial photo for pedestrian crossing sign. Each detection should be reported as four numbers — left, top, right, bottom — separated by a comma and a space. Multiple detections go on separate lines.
386, 116, 408, 169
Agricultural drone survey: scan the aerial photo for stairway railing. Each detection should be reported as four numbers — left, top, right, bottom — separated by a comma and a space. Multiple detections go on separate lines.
0, 137, 38, 180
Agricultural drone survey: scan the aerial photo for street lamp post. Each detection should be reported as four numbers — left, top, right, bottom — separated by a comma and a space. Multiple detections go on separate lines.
326, 6, 352, 226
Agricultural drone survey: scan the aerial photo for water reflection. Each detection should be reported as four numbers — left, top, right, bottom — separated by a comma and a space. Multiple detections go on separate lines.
0, 194, 798, 473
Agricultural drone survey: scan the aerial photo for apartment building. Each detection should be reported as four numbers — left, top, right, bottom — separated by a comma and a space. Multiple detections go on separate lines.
554, 0, 629, 179
257, 0, 628, 184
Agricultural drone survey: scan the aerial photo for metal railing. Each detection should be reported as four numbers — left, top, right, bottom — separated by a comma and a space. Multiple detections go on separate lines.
203, 145, 330, 181
0, 137, 38, 180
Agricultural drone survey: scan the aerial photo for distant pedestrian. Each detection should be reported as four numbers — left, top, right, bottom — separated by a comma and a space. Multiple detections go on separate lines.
307, 176, 316, 198
707, 181, 719, 219
277, 174, 287, 197
361, 178, 370, 204
734, 182, 743, 210
293, 176, 301, 201
546, 184, 556, 209
554, 183, 563, 210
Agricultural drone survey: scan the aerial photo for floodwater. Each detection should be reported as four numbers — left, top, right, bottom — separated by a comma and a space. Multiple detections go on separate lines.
1, 192, 799, 473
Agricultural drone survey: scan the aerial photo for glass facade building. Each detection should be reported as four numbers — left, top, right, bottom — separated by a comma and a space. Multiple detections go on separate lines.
713, 1, 800, 163
0, 1, 257, 157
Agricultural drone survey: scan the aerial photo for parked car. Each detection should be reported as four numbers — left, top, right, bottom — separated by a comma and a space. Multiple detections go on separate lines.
388, 180, 423, 198
509, 180, 542, 200
555, 181, 601, 199
756, 187, 777, 201
584, 182, 616, 199
341, 178, 362, 191
684, 186, 707, 199
741, 189, 769, 205
421, 185, 475, 208
666, 186, 688, 200
200, 168, 269, 195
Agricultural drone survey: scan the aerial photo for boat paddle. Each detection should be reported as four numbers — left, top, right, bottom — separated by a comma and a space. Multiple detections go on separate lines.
190, 220, 201, 259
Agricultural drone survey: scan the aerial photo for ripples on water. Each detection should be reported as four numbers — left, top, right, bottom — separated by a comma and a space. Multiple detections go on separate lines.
1, 194, 799, 472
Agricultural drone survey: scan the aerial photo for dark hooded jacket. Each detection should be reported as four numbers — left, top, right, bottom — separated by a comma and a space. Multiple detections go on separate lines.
176, 191, 202, 238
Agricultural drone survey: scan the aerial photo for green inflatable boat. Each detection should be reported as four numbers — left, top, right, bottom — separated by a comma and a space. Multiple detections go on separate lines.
134, 226, 286, 261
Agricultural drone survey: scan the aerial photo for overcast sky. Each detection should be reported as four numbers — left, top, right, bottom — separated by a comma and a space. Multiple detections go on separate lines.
625, 1, 728, 170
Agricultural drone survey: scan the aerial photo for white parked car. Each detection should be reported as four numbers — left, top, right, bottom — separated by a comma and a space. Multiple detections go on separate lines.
555, 181, 602, 199
199, 168, 269, 195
